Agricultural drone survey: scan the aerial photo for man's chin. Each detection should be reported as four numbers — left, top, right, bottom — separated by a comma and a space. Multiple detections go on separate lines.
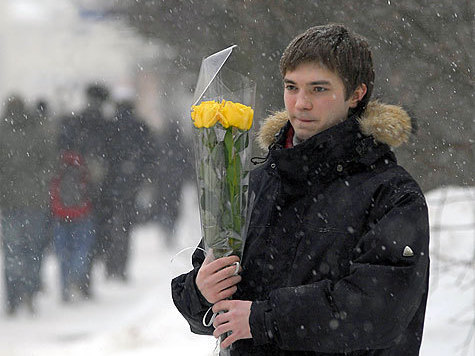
294, 128, 318, 141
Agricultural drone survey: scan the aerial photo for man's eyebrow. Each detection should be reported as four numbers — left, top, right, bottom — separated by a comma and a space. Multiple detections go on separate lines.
308, 80, 331, 86
283, 79, 332, 86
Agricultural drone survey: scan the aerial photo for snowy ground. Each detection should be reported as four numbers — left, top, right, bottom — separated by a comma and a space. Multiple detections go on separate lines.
420, 186, 474, 356
0, 184, 473, 355
0, 184, 216, 356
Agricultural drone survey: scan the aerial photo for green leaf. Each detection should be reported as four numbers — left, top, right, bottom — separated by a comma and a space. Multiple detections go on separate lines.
196, 125, 250, 259
234, 131, 249, 152
200, 161, 218, 190
224, 127, 233, 166
221, 205, 233, 229
200, 190, 221, 220
210, 140, 225, 169
204, 127, 218, 149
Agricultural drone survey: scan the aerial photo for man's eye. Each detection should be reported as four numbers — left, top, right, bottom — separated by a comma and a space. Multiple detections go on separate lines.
314, 87, 327, 92
285, 85, 297, 91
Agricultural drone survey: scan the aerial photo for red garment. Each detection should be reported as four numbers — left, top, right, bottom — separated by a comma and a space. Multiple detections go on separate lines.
284, 125, 294, 148
50, 151, 92, 220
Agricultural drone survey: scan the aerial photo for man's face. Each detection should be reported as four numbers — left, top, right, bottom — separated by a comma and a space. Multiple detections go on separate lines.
283, 62, 359, 141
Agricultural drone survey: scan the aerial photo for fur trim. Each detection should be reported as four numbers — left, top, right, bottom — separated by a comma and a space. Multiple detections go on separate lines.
358, 101, 411, 148
257, 101, 412, 150
256, 111, 289, 150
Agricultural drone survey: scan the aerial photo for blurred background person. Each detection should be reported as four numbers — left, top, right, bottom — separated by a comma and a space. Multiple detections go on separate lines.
0, 95, 56, 315
52, 83, 111, 298
31, 98, 58, 291
152, 119, 192, 245
99, 98, 155, 281
79, 83, 114, 290
50, 148, 94, 302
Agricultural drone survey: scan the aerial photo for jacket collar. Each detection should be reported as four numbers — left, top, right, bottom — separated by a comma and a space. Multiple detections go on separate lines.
257, 101, 412, 151
267, 116, 393, 187
257, 101, 412, 186
260, 104, 414, 198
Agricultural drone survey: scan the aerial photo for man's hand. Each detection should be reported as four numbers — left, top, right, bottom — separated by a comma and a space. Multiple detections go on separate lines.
196, 253, 241, 304
212, 300, 252, 349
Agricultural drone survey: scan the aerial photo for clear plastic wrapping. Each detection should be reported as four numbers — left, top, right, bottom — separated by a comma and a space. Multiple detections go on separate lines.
191, 46, 256, 260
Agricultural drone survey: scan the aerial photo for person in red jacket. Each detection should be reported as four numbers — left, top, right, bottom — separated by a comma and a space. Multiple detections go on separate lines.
50, 150, 95, 302
172, 24, 429, 355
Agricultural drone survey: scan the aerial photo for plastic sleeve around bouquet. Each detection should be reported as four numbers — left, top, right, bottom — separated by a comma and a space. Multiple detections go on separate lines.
191, 46, 256, 260
194, 123, 251, 259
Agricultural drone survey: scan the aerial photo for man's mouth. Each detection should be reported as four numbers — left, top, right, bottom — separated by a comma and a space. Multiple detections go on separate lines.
295, 117, 314, 123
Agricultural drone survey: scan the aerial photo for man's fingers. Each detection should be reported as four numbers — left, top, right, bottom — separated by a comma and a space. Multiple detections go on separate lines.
207, 255, 240, 274
198, 281, 238, 305
213, 276, 242, 292
211, 300, 252, 348
213, 263, 241, 283
220, 332, 239, 349
213, 320, 232, 338
212, 300, 231, 314
197, 256, 241, 304
203, 275, 240, 300
218, 285, 237, 300
213, 311, 228, 328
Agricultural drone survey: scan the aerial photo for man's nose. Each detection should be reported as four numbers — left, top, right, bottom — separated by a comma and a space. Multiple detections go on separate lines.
295, 93, 312, 110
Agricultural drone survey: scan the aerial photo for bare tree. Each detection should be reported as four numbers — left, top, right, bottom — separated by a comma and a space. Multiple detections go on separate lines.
111, 0, 473, 192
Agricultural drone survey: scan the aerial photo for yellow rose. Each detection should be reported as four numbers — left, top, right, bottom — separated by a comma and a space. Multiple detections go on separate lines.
191, 101, 221, 128
220, 100, 254, 131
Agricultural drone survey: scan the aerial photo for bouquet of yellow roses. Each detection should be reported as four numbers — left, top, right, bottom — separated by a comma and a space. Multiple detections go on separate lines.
191, 46, 256, 261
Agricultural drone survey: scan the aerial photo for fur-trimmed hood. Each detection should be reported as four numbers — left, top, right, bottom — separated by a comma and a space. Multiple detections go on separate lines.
257, 101, 412, 150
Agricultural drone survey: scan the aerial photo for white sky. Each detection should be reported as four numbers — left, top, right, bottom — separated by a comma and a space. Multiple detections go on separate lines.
0, 0, 161, 112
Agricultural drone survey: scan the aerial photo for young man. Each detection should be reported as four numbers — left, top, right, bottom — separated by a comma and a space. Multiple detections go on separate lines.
172, 24, 430, 355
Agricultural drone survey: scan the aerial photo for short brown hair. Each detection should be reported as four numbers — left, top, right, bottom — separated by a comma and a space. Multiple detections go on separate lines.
280, 24, 374, 115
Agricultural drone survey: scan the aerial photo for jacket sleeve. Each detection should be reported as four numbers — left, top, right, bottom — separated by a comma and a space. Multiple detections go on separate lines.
171, 242, 215, 335
249, 189, 430, 353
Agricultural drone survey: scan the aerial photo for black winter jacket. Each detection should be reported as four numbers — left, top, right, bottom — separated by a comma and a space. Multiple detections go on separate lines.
172, 101, 430, 355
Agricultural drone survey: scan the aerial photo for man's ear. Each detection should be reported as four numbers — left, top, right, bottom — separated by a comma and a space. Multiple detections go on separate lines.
349, 84, 367, 108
